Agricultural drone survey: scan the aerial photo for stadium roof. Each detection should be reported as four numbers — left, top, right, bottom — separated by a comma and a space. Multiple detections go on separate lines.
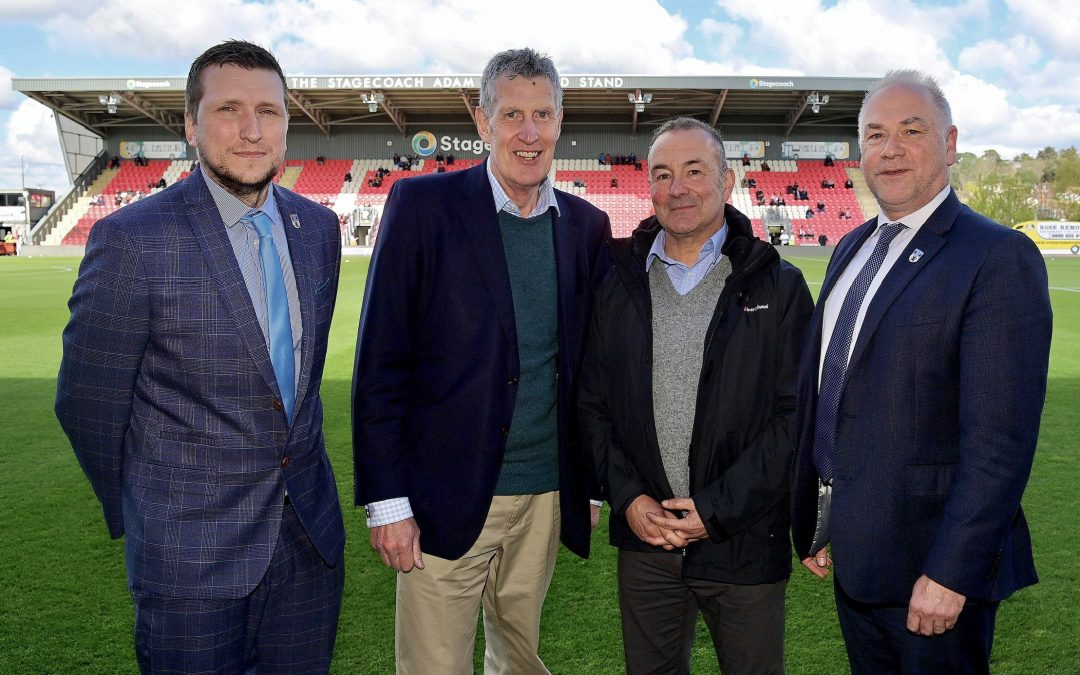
13, 73, 877, 139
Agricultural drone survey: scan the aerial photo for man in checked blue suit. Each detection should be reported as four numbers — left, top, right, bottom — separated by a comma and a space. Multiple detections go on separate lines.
56, 41, 345, 673
791, 70, 1052, 674
353, 48, 610, 674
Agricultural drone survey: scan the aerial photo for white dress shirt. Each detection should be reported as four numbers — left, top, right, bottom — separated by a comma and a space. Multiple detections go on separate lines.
818, 184, 952, 384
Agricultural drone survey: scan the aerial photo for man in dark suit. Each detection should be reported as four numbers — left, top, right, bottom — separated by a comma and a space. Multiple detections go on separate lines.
352, 48, 610, 674
56, 41, 345, 673
791, 70, 1052, 674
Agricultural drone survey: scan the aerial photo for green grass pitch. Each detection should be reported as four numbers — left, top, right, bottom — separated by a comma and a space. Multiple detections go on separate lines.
1, 252, 1077, 673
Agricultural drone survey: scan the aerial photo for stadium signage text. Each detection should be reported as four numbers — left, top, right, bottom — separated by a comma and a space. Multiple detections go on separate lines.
1035, 221, 1080, 240
724, 140, 765, 159
566, 76, 624, 88
749, 79, 795, 89
781, 141, 850, 160
0, 206, 25, 224
288, 76, 627, 90
291, 76, 478, 89
119, 140, 189, 160
412, 131, 490, 156
126, 79, 171, 89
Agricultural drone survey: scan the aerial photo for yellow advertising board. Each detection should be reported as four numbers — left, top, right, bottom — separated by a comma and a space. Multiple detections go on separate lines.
1013, 221, 1080, 254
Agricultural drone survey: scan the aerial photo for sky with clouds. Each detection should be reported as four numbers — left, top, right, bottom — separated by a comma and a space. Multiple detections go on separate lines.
1, 0, 1078, 195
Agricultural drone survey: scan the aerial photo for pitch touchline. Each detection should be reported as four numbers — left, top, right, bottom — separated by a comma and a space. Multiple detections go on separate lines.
0, 266, 73, 275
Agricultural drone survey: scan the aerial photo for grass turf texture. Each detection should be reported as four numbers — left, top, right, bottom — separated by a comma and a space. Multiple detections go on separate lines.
1, 252, 1077, 673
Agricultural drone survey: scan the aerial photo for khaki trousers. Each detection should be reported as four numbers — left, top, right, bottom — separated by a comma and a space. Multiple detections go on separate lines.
395, 491, 561, 675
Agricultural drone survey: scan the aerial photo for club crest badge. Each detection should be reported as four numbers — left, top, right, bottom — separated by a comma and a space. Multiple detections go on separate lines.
909, 248, 924, 263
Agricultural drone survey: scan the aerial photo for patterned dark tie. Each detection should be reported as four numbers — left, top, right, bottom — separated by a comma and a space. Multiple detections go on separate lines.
244, 211, 295, 425
813, 222, 907, 482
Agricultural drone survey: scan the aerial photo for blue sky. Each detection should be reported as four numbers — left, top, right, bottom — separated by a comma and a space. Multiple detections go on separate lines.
2, 0, 1078, 194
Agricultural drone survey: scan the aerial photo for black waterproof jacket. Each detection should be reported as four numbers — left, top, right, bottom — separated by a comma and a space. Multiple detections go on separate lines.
578, 205, 814, 583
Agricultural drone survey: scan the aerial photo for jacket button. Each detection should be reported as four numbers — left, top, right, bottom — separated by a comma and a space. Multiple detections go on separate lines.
281, 456, 291, 468
272, 398, 284, 411
507, 377, 519, 387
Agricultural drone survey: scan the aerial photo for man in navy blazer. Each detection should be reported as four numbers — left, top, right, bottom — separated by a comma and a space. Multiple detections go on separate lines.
791, 70, 1052, 674
56, 41, 345, 673
353, 48, 610, 674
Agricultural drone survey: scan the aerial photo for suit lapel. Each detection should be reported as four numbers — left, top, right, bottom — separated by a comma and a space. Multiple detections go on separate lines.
276, 185, 316, 416
846, 192, 960, 373
184, 168, 280, 398
552, 192, 579, 354
454, 163, 516, 341
820, 219, 876, 303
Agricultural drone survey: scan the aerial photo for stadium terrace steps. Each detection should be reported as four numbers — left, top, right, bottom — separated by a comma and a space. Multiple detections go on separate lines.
847, 167, 880, 221
277, 165, 302, 190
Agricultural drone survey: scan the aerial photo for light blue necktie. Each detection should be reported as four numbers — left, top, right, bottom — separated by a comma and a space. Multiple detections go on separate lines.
244, 211, 295, 425
813, 222, 907, 482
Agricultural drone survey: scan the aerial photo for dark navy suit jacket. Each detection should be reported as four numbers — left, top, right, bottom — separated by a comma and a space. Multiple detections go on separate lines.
56, 167, 345, 599
792, 190, 1052, 605
352, 161, 611, 560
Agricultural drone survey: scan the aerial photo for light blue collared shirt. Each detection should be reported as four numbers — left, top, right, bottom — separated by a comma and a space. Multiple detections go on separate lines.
645, 223, 729, 295
485, 159, 561, 218
201, 171, 302, 388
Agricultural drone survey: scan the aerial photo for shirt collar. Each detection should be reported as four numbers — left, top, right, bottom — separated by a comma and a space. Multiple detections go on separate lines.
876, 183, 952, 233
646, 222, 729, 271
201, 169, 282, 228
485, 159, 560, 219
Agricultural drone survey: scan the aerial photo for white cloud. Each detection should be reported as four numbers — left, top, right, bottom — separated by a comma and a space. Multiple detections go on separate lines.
958, 35, 1041, 79
1004, 0, 1080, 59
0, 65, 21, 110
697, 17, 743, 64
33, 0, 698, 75
8, 0, 1079, 169
0, 99, 69, 193
0, 0, 101, 21
706, 0, 970, 76
945, 73, 1080, 157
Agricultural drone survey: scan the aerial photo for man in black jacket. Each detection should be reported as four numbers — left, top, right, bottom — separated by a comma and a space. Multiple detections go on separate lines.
579, 117, 813, 674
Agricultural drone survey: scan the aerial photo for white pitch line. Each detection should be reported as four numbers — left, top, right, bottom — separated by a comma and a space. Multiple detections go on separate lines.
0, 266, 73, 275
1049, 286, 1080, 293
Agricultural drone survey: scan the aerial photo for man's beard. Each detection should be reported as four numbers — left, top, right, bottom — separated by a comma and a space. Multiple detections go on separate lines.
201, 153, 279, 201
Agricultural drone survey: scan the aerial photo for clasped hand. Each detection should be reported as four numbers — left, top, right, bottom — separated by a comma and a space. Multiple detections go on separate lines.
625, 495, 709, 550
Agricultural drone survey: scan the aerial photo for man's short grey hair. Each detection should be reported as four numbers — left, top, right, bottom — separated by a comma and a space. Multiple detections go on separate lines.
478, 48, 563, 114
858, 69, 953, 143
649, 117, 729, 172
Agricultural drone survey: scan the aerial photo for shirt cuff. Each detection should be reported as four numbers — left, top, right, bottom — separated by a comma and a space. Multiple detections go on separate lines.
364, 497, 414, 527
590, 500, 604, 507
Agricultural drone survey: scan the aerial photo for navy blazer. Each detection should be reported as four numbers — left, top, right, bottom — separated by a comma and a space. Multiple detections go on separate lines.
792, 190, 1052, 605
352, 161, 611, 560
56, 167, 345, 599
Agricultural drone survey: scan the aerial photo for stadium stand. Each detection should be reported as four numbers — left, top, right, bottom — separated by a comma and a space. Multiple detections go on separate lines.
49, 156, 866, 247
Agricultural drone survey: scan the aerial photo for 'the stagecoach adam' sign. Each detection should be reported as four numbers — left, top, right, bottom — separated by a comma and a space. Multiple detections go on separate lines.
288, 75, 633, 90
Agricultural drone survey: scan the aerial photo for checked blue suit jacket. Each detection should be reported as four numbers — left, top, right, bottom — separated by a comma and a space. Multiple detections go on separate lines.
791, 189, 1053, 606
56, 167, 345, 599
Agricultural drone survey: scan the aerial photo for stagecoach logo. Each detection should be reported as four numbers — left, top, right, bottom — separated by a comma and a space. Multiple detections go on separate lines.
126, 79, 172, 90
749, 79, 795, 89
412, 131, 437, 157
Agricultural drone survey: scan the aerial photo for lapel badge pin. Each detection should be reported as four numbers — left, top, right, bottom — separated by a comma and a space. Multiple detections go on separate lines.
909, 248, 924, 263
290, 213, 301, 229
